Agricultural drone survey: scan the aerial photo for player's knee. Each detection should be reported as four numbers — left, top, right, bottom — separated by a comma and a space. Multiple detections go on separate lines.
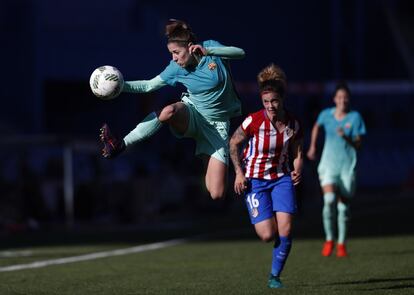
337, 202, 349, 221
209, 190, 225, 200
258, 231, 275, 243
159, 104, 176, 122
323, 192, 336, 205
208, 185, 226, 200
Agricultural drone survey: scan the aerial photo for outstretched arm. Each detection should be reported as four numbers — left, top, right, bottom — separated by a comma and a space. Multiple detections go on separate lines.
229, 126, 249, 195
122, 75, 167, 93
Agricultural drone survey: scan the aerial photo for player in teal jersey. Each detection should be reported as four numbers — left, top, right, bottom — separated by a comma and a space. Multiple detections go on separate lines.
307, 82, 366, 257
99, 19, 245, 200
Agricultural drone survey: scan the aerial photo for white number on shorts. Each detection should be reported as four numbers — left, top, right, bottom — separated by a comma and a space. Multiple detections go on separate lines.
246, 193, 259, 209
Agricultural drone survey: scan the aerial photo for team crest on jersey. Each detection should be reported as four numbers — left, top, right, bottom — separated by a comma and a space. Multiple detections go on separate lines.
208, 62, 217, 70
251, 208, 259, 218
345, 122, 352, 129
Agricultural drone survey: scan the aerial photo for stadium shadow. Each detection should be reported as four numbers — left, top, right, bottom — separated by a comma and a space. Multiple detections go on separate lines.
326, 277, 414, 291
1, 186, 413, 249
327, 277, 414, 285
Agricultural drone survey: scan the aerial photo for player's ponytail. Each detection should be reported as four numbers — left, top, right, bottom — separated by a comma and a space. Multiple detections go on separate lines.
257, 63, 287, 98
165, 19, 197, 45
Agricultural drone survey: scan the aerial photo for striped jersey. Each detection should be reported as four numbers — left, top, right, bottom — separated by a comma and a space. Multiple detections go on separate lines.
241, 110, 302, 180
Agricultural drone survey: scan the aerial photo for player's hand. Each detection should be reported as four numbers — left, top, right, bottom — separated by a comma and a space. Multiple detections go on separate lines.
337, 127, 345, 137
189, 44, 207, 56
291, 171, 302, 186
234, 173, 248, 195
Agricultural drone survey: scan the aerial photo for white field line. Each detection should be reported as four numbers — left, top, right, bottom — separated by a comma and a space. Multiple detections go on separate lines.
0, 238, 188, 272
0, 250, 34, 258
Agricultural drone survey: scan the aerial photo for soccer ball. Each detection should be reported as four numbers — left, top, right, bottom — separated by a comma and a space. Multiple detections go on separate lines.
89, 65, 124, 100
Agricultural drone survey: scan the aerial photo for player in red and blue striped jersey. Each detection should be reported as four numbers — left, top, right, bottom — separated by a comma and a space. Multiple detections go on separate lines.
230, 63, 303, 289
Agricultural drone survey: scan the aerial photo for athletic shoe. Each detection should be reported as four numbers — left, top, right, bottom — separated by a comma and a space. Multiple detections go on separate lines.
268, 274, 284, 288
99, 123, 125, 159
336, 243, 348, 257
321, 240, 334, 257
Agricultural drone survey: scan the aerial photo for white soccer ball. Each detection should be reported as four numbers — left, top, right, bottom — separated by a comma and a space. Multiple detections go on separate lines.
89, 65, 124, 100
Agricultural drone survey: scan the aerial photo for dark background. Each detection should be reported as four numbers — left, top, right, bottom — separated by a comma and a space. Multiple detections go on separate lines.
0, 0, 413, 233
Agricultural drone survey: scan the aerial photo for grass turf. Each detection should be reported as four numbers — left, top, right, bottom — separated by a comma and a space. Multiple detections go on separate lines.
0, 234, 413, 294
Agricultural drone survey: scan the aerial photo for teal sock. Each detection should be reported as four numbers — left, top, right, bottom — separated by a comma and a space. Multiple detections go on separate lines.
322, 192, 336, 241
337, 202, 349, 244
123, 112, 162, 147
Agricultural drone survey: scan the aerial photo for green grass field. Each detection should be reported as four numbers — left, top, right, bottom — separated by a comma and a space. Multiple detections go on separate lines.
0, 232, 413, 295
0, 189, 412, 294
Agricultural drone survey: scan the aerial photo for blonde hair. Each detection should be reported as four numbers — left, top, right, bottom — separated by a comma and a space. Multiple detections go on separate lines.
257, 63, 287, 97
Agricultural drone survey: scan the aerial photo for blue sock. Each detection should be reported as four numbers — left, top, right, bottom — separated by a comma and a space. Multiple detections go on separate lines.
271, 236, 292, 277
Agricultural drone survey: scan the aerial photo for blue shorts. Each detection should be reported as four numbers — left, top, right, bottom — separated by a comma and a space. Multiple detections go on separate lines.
244, 175, 297, 224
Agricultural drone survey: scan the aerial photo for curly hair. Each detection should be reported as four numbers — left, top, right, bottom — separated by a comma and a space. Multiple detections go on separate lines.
165, 19, 197, 45
257, 63, 287, 98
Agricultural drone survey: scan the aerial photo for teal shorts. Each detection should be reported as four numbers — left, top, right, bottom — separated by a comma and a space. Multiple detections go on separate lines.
317, 166, 356, 198
171, 94, 230, 165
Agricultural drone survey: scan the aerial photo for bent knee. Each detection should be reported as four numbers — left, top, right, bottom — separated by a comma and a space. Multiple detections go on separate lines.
206, 181, 226, 200
159, 104, 177, 122
208, 187, 226, 200
209, 191, 226, 200
258, 232, 275, 242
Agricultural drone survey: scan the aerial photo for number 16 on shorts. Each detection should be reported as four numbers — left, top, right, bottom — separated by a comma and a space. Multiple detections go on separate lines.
245, 192, 273, 224
246, 193, 260, 218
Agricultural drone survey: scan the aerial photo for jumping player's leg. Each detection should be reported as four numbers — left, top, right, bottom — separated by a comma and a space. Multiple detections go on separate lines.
157, 102, 189, 134
196, 119, 230, 200
123, 112, 163, 146
204, 156, 228, 200
100, 102, 188, 158
124, 102, 189, 145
